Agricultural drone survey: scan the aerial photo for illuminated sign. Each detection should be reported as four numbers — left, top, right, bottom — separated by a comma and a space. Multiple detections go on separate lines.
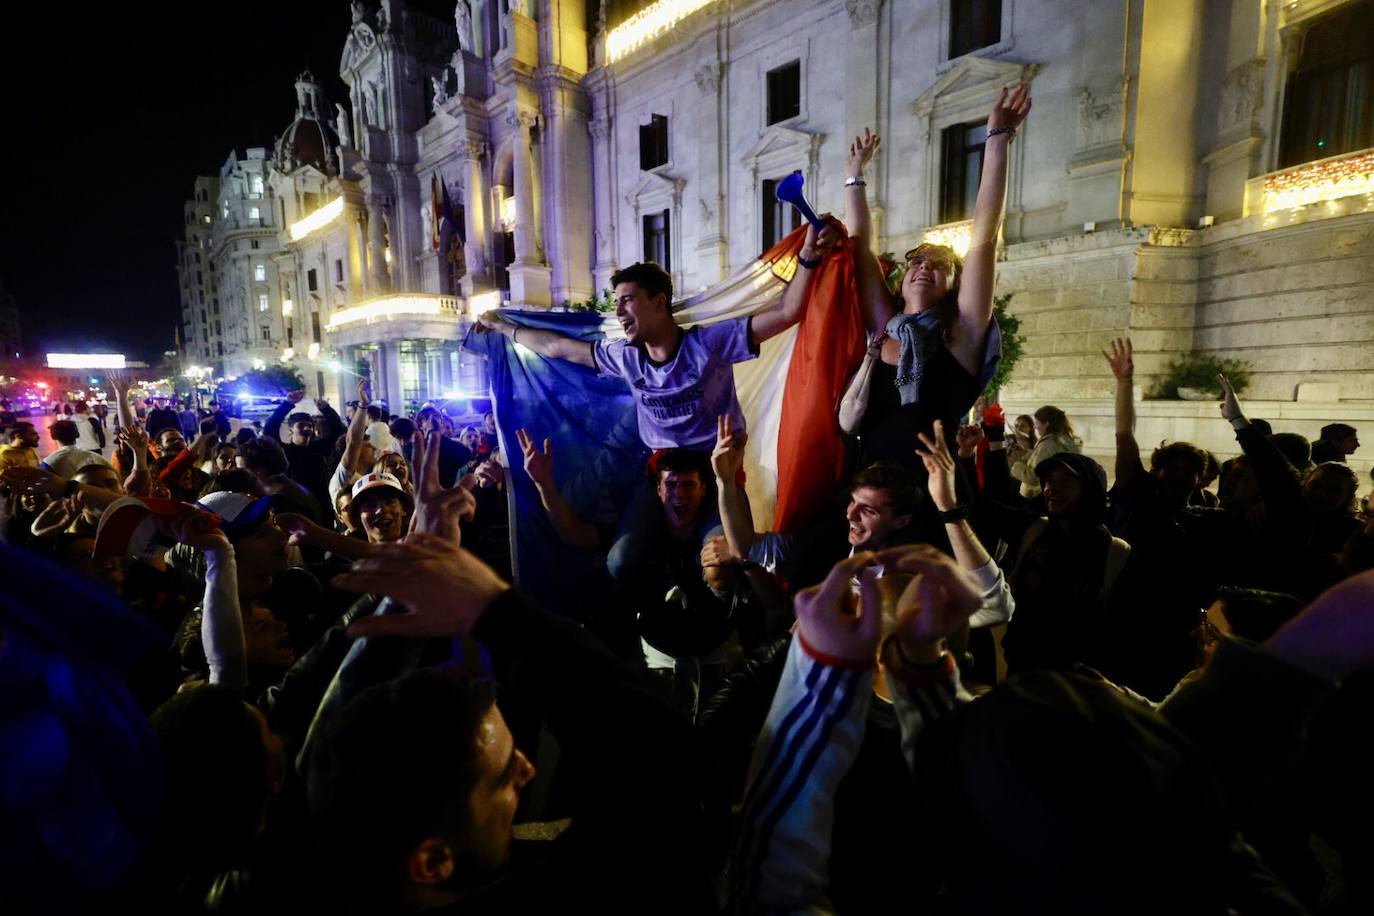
288, 196, 345, 241
46, 353, 126, 369
325, 295, 462, 330
607, 0, 718, 62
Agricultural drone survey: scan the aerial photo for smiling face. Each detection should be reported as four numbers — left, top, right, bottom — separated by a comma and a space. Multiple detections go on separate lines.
614, 281, 671, 346
844, 485, 912, 550
356, 490, 407, 543
900, 246, 958, 312
1041, 465, 1084, 517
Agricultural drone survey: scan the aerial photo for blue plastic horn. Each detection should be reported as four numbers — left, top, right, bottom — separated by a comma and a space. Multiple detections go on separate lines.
775, 170, 825, 230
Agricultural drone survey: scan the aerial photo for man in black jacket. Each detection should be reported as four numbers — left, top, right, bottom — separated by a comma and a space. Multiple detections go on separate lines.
266, 391, 345, 513
307, 536, 712, 914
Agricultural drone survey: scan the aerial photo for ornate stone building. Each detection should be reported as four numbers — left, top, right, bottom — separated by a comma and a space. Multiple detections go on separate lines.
179, 0, 1374, 468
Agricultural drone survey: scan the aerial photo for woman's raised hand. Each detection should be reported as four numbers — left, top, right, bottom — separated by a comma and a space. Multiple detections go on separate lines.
846, 128, 881, 180
988, 83, 1032, 134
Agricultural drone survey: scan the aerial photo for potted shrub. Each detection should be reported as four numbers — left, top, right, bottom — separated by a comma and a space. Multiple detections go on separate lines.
1148, 351, 1252, 400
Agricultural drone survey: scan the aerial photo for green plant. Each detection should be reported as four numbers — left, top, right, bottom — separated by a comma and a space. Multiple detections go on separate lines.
985, 293, 1025, 399
1147, 352, 1252, 399
566, 288, 615, 313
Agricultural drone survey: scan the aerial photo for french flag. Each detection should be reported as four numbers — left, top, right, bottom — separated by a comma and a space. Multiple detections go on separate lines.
465, 225, 865, 613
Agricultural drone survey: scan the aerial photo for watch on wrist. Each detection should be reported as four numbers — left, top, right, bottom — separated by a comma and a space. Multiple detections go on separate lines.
796, 252, 822, 270
937, 505, 972, 524
844, 176, 867, 188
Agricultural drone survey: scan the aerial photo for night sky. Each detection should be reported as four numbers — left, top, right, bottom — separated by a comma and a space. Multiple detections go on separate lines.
0, 1, 454, 364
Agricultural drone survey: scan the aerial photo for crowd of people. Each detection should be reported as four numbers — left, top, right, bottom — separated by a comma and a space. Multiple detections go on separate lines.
4, 83, 1374, 915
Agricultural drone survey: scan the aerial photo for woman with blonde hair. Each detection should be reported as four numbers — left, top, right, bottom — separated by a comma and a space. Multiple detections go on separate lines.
843, 84, 1032, 471
1012, 405, 1082, 499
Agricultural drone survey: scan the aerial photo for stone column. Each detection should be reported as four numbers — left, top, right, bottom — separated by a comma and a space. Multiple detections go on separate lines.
367, 206, 389, 294
538, 64, 594, 305
506, 110, 553, 308
353, 216, 370, 297
511, 112, 540, 264
462, 140, 489, 295
693, 60, 727, 284
845, 0, 885, 240
378, 340, 403, 410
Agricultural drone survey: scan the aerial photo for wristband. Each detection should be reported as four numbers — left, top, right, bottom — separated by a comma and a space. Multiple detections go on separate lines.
937, 505, 972, 524
796, 252, 822, 270
1229, 417, 1249, 431
844, 177, 866, 188
987, 126, 1016, 140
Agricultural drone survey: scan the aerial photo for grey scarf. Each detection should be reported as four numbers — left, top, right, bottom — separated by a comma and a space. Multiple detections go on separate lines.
885, 311, 944, 406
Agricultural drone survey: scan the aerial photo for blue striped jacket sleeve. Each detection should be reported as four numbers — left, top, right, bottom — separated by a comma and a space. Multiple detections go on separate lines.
731, 637, 872, 915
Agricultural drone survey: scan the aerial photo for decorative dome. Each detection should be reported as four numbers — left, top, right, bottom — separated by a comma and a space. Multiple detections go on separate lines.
274, 70, 338, 174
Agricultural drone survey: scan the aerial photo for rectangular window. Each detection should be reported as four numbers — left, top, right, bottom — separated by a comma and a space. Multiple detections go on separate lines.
203, 215, 211, 224
258, 293, 270, 312
642, 209, 671, 271
251, 239, 260, 250
939, 120, 987, 223
253, 263, 266, 282
195, 252, 201, 264
950, 0, 1003, 59
311, 313, 322, 343
261, 327, 271, 342
639, 114, 669, 170
335, 259, 345, 283
761, 177, 802, 250
766, 61, 802, 125
250, 174, 264, 197
307, 269, 318, 292
248, 206, 260, 220
1279, 2, 1374, 168
212, 298, 219, 313
200, 310, 207, 324
196, 270, 203, 284
217, 342, 223, 356
399, 341, 424, 404
214, 321, 222, 335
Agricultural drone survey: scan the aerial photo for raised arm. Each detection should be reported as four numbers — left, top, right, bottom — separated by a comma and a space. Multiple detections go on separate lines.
315, 398, 345, 441
265, 393, 299, 443
749, 219, 842, 346
106, 370, 135, 433
165, 512, 247, 690
844, 128, 897, 335
1218, 374, 1307, 534
517, 428, 599, 551
955, 84, 1032, 341
120, 423, 151, 496
710, 414, 755, 560
337, 378, 371, 484
732, 553, 883, 914
477, 312, 597, 368
918, 421, 1014, 628
1104, 337, 1144, 487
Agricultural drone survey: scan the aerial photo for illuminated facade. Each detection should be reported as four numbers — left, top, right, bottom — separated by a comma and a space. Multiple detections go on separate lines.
178, 0, 1373, 457
582, 0, 1374, 469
